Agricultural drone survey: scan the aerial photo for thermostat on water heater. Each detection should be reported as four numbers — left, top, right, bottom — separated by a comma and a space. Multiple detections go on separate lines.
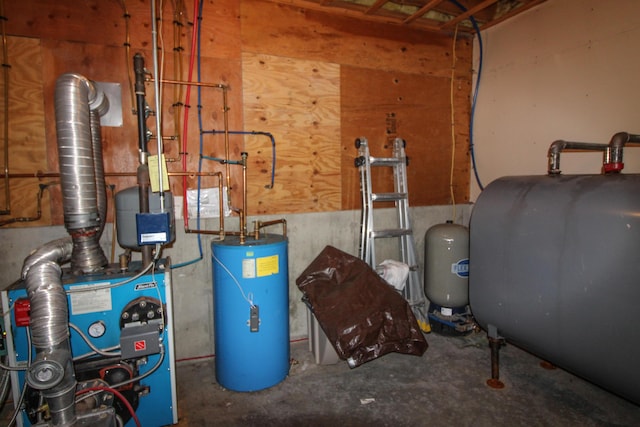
249, 305, 260, 332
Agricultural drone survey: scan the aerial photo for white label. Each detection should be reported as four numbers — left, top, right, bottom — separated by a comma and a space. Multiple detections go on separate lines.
451, 258, 469, 278
242, 258, 256, 279
140, 232, 167, 243
135, 282, 158, 291
69, 284, 112, 315
441, 307, 453, 316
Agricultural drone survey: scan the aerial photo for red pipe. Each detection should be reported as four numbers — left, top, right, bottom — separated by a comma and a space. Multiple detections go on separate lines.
181, 0, 201, 228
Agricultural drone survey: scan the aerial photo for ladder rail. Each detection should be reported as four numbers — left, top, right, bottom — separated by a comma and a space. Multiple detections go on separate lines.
355, 136, 429, 331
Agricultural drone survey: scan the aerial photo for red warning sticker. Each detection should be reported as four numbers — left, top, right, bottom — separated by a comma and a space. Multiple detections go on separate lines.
134, 340, 147, 352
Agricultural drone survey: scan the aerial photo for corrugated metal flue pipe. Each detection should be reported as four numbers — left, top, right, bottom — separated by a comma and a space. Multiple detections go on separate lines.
22, 238, 77, 427
16, 73, 112, 426
55, 73, 109, 274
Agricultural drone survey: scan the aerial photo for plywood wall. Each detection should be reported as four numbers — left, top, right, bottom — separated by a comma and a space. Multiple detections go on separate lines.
0, 0, 472, 227
241, 0, 472, 212
0, 37, 50, 227
243, 53, 341, 214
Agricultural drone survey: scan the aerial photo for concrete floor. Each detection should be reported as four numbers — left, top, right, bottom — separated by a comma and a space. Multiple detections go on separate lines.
174, 331, 640, 427
1, 330, 638, 426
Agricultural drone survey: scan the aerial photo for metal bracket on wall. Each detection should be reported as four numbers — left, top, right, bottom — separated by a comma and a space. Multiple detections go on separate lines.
95, 81, 123, 127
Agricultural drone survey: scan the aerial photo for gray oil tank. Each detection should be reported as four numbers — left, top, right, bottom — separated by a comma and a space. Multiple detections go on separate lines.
424, 222, 469, 310
469, 173, 640, 405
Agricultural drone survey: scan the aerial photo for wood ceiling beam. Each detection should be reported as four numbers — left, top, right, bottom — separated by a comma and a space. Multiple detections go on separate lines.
403, 0, 445, 24
365, 0, 389, 14
439, 0, 497, 29
479, 0, 547, 31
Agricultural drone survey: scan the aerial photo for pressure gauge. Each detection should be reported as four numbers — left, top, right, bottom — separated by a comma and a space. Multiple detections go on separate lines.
87, 320, 106, 338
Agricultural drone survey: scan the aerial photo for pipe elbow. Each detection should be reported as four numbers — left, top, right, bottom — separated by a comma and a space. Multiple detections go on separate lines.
55, 73, 108, 115
609, 132, 629, 150
605, 132, 631, 173
548, 140, 567, 156
547, 140, 566, 174
22, 237, 73, 280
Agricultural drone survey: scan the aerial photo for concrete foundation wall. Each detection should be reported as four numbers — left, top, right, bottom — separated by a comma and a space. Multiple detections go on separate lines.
0, 204, 471, 360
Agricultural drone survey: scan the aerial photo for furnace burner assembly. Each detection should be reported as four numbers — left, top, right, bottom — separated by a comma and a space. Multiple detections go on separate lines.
469, 132, 640, 404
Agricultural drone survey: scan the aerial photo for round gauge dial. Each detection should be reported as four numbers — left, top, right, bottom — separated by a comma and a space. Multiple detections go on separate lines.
87, 320, 106, 338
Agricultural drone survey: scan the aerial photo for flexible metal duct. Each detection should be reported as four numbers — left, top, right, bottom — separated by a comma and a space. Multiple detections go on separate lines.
22, 238, 76, 427
55, 73, 108, 274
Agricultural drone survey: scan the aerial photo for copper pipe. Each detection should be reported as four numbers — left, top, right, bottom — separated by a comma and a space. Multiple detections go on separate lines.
0, 184, 50, 227
241, 152, 247, 234
145, 77, 228, 164
223, 88, 231, 211
147, 77, 232, 214
183, 171, 225, 240
6, 171, 221, 179
147, 77, 227, 89
1, 0, 10, 215
231, 207, 245, 244
253, 218, 287, 240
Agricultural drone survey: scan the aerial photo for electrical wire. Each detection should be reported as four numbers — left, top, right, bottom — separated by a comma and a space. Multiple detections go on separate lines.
118, 0, 136, 114
150, 262, 168, 339
0, 357, 11, 413
449, 23, 459, 221
7, 326, 31, 427
151, 0, 166, 203
168, 0, 186, 163
75, 345, 166, 412
180, 0, 200, 225
448, 0, 485, 191
66, 243, 161, 294
72, 344, 121, 362
68, 323, 122, 358
171, 0, 205, 270
111, 345, 165, 390
212, 253, 255, 308
0, 0, 10, 217
0, 359, 26, 372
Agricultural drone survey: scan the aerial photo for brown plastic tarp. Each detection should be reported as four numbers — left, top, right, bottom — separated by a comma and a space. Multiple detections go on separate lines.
296, 245, 428, 367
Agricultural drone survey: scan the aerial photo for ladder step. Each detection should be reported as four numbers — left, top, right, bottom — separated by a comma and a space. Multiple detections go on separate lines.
372, 192, 407, 202
371, 228, 413, 238
369, 157, 404, 166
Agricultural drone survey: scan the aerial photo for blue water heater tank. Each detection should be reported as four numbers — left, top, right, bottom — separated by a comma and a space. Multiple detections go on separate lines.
212, 234, 289, 392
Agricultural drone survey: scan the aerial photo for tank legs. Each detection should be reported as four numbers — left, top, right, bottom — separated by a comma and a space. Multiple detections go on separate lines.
486, 324, 505, 389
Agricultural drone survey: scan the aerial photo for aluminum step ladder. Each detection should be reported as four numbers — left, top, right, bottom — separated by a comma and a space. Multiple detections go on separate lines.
355, 136, 430, 332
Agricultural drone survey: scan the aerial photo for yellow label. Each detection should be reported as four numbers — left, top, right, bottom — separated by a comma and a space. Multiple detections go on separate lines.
148, 154, 170, 193
256, 255, 279, 277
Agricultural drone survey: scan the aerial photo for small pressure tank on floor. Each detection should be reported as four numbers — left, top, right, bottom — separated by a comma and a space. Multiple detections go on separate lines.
212, 234, 289, 392
424, 221, 469, 311
424, 221, 473, 334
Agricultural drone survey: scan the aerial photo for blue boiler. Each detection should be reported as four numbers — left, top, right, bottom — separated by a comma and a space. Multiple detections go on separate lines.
212, 234, 290, 392
1, 260, 178, 427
